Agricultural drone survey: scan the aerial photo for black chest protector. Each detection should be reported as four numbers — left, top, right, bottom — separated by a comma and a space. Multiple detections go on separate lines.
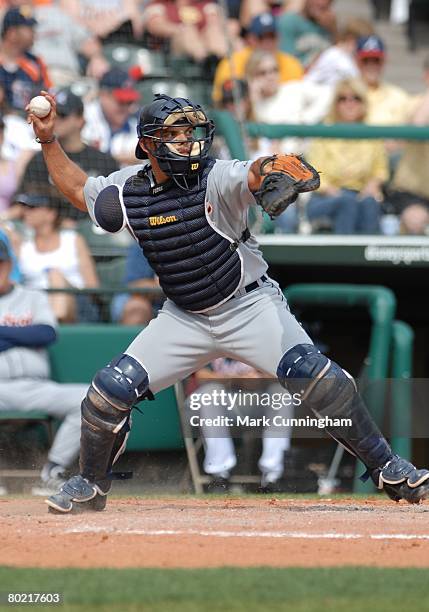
122, 160, 247, 312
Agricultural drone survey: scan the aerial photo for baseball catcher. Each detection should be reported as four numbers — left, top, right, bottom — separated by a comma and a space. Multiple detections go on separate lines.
27, 91, 429, 513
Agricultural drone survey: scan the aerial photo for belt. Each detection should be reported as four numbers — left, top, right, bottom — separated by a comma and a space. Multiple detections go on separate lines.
230, 275, 267, 299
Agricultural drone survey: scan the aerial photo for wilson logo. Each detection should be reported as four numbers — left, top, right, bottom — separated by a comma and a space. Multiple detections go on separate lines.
149, 215, 178, 226
191, 163, 199, 170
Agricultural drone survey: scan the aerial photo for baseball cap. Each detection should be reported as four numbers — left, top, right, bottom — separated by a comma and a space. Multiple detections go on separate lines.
15, 193, 53, 208
0, 235, 11, 262
99, 68, 140, 103
356, 35, 385, 58
55, 88, 84, 117
248, 12, 277, 37
1, 5, 37, 36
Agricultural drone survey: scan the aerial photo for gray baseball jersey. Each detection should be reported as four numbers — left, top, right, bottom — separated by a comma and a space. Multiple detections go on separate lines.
83, 159, 312, 393
0, 285, 86, 467
0, 285, 56, 379
84, 160, 268, 288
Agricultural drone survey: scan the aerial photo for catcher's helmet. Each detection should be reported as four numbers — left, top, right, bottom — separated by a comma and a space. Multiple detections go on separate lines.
136, 94, 215, 187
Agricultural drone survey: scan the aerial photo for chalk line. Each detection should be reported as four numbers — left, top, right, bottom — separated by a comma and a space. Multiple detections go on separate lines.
64, 527, 429, 540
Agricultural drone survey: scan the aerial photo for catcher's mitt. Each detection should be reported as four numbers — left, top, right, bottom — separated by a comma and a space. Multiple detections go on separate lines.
254, 154, 320, 219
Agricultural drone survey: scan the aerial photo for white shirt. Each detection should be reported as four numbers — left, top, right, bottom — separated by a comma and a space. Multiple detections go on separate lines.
82, 100, 138, 162
33, 5, 90, 76
305, 46, 359, 86
19, 230, 84, 290
2, 114, 40, 161
253, 81, 333, 154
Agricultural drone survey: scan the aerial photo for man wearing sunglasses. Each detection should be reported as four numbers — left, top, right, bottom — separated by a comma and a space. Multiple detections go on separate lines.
356, 34, 410, 126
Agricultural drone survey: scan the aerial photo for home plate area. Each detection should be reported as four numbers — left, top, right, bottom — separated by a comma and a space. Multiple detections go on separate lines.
1, 497, 429, 569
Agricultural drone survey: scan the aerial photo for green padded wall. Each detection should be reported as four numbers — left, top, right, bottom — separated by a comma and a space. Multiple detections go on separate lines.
49, 325, 184, 450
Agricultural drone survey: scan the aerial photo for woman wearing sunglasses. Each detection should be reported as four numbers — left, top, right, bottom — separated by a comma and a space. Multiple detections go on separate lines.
305, 78, 388, 234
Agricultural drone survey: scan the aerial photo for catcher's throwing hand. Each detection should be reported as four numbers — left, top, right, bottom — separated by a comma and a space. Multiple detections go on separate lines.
254, 154, 320, 219
26, 90, 57, 143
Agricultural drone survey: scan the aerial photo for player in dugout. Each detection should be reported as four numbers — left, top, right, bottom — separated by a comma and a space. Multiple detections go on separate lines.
26, 90, 429, 513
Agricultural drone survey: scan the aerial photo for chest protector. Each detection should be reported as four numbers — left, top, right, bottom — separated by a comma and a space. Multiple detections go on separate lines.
122, 160, 245, 312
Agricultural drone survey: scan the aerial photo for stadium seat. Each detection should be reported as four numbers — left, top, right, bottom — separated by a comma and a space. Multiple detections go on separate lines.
49, 325, 184, 451
136, 80, 189, 104
95, 257, 127, 289
77, 218, 132, 257
103, 43, 169, 78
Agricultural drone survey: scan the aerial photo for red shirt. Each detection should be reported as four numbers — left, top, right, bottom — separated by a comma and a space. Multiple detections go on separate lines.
145, 0, 218, 31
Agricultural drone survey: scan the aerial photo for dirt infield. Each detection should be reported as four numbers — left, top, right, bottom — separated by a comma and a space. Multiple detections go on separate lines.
1, 497, 429, 569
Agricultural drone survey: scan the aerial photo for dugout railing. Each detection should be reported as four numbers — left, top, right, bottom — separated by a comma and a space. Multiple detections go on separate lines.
211, 111, 429, 161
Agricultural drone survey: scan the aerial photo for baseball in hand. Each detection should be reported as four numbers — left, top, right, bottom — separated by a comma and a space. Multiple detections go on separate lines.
29, 96, 51, 118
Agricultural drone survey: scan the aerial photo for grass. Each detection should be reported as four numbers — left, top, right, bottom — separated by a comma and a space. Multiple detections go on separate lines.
1, 567, 429, 612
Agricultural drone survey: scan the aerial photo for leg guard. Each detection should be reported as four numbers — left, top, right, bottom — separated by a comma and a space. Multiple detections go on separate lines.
277, 344, 429, 503
80, 353, 151, 483
46, 354, 151, 514
277, 344, 392, 469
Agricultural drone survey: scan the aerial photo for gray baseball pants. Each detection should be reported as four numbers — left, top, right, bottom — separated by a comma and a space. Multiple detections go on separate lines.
126, 278, 312, 390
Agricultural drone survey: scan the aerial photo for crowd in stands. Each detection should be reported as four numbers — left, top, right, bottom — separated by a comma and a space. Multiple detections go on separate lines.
0, 0, 428, 324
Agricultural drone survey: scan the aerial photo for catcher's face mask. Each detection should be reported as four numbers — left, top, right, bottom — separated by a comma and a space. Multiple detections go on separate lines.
136, 94, 215, 189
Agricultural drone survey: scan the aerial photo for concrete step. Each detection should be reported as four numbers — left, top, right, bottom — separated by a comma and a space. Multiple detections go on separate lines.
334, 0, 427, 93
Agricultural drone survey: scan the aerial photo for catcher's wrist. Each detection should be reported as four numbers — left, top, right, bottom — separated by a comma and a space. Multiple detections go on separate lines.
35, 135, 57, 144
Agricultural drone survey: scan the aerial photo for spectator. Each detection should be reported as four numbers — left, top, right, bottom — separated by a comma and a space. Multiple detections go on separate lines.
244, 48, 332, 233
19, 87, 119, 224
81, 67, 140, 166
0, 5, 52, 111
61, 0, 144, 45
16, 190, 100, 322
143, 0, 227, 67
0, 111, 32, 220
0, 233, 87, 495
305, 17, 374, 86
277, 0, 337, 69
239, 0, 271, 28
306, 78, 388, 234
387, 55, 429, 235
356, 34, 411, 126
0, 82, 41, 162
212, 11, 303, 105
110, 241, 162, 325
32, 0, 110, 87
213, 77, 273, 161
190, 358, 293, 493
222, 0, 248, 43
245, 48, 332, 153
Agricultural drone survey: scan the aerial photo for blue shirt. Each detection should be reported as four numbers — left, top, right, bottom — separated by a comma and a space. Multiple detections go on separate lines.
0, 230, 21, 283
124, 242, 155, 284
0, 51, 50, 110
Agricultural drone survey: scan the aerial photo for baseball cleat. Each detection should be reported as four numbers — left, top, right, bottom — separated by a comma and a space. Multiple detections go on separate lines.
371, 455, 429, 504
45, 474, 110, 514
